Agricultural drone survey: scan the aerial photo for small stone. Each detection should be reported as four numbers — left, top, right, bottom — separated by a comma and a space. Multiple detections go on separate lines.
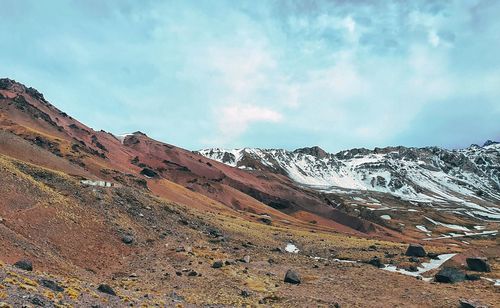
187, 271, 198, 277
459, 299, 487, 308
212, 261, 223, 269
122, 235, 134, 245
466, 257, 491, 272
14, 260, 33, 271
240, 255, 250, 263
427, 252, 439, 259
409, 257, 420, 263
284, 269, 301, 284
97, 284, 116, 296
240, 290, 251, 298
224, 260, 236, 266
258, 217, 272, 225
367, 256, 383, 268
30, 297, 45, 306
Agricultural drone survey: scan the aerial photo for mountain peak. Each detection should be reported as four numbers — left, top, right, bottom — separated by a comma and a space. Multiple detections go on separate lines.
483, 140, 499, 147
293, 146, 328, 159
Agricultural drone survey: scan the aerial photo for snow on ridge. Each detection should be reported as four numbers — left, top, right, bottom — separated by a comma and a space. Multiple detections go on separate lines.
198, 145, 500, 208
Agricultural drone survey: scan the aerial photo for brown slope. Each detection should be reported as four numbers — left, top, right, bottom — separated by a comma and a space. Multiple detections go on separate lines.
0, 78, 394, 238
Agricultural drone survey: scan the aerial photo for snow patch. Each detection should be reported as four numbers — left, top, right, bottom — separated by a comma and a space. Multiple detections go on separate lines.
285, 243, 299, 253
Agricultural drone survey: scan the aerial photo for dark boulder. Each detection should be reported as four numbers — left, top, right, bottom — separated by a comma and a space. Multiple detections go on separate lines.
40, 279, 64, 292
459, 299, 487, 308
122, 235, 134, 245
97, 284, 116, 296
427, 252, 439, 259
140, 168, 158, 178
367, 256, 383, 268
405, 244, 426, 257
14, 260, 33, 271
434, 267, 466, 283
284, 269, 301, 284
240, 290, 251, 298
466, 257, 491, 272
212, 261, 224, 269
258, 217, 272, 225
465, 273, 481, 281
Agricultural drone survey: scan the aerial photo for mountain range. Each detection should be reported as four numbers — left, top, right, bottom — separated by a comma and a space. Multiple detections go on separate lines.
0, 78, 498, 307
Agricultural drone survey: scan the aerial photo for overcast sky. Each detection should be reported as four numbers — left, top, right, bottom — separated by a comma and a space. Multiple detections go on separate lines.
1, 0, 499, 152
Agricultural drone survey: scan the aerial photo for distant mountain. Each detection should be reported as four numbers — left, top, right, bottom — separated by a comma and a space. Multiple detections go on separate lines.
199, 143, 500, 221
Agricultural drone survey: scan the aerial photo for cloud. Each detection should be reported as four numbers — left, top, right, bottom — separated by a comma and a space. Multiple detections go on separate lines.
0, 0, 499, 151
209, 104, 283, 145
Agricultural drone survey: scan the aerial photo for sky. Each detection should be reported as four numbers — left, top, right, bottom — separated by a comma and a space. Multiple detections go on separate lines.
1, 0, 499, 152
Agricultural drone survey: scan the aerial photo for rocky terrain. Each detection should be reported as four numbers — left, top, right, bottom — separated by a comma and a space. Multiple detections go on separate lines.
0, 78, 499, 307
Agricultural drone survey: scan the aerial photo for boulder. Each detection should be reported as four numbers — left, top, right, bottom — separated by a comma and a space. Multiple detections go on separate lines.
367, 256, 383, 268
212, 261, 224, 269
122, 235, 134, 245
465, 274, 481, 281
97, 284, 116, 296
240, 290, 251, 298
459, 299, 487, 308
14, 260, 33, 271
427, 252, 439, 259
258, 217, 272, 225
405, 244, 426, 257
466, 257, 491, 272
434, 267, 466, 283
284, 269, 301, 284
40, 279, 64, 292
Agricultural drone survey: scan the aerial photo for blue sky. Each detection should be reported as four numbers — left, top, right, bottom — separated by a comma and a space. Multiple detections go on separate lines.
1, 0, 499, 152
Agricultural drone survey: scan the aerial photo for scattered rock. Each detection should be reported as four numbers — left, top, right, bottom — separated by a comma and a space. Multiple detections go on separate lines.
187, 270, 198, 277
97, 284, 117, 296
407, 265, 418, 272
367, 256, 383, 268
225, 260, 236, 266
271, 247, 284, 253
405, 244, 426, 257
284, 269, 301, 284
140, 168, 158, 178
434, 267, 466, 283
240, 290, 251, 298
465, 274, 481, 281
208, 228, 223, 238
212, 261, 224, 269
409, 257, 420, 263
466, 257, 491, 272
459, 299, 487, 308
239, 255, 250, 263
14, 260, 33, 271
258, 217, 272, 225
40, 279, 64, 292
427, 252, 439, 259
122, 235, 134, 245
30, 297, 45, 306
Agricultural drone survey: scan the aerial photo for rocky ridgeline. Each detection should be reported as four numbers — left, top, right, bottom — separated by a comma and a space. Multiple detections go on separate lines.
198, 142, 500, 211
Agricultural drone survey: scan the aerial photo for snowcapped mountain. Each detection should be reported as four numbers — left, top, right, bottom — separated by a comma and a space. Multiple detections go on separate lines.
198, 142, 500, 220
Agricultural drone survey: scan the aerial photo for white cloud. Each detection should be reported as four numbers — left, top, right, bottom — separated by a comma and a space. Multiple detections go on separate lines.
209, 104, 283, 144
428, 30, 440, 47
